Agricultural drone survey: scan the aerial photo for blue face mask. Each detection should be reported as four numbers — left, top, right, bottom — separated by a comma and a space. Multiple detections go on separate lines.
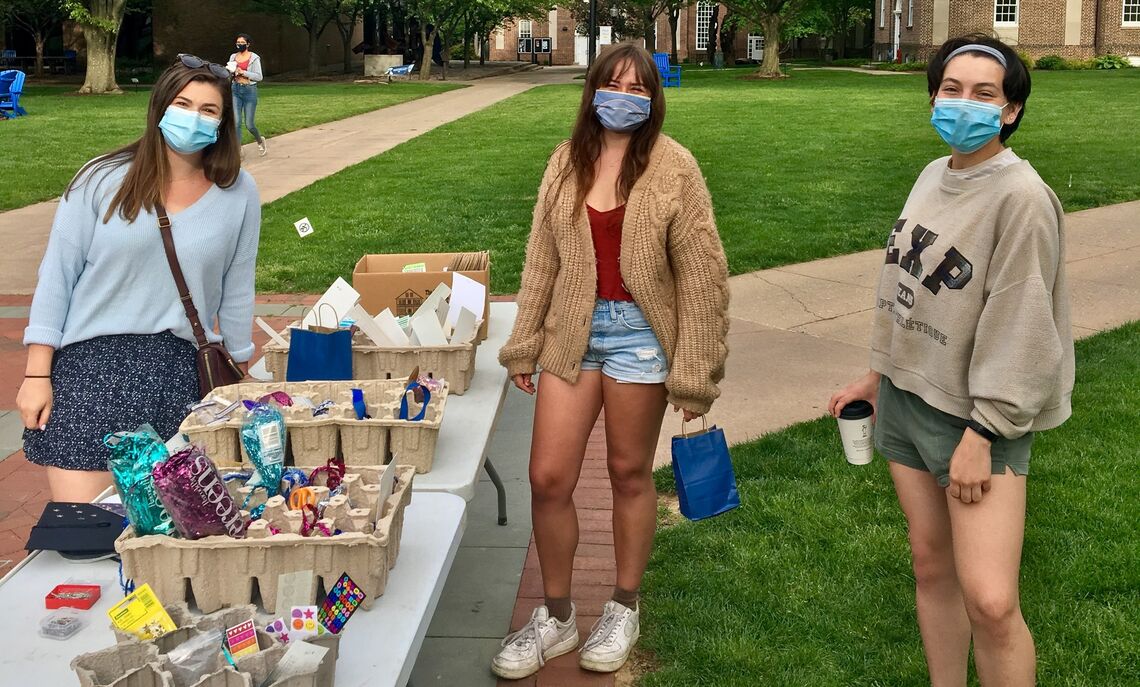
931, 98, 1007, 154
158, 105, 221, 154
593, 90, 651, 133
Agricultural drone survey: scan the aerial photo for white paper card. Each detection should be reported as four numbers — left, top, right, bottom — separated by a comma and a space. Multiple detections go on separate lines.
446, 273, 486, 326
450, 307, 478, 344
347, 304, 393, 347
255, 317, 290, 349
294, 217, 315, 238
411, 282, 451, 324
276, 570, 315, 612
302, 278, 359, 329
378, 460, 398, 510
411, 314, 449, 347
260, 641, 328, 687
374, 309, 410, 346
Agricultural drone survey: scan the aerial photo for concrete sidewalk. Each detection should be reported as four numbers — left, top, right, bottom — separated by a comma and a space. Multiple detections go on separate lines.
0, 66, 584, 295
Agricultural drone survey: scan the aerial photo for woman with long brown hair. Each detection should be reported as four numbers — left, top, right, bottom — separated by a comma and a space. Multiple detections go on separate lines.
17, 55, 260, 502
494, 44, 729, 680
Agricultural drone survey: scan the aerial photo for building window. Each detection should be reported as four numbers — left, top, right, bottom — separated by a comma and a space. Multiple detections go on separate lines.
518, 19, 532, 39
994, 0, 1018, 25
1125, 0, 1140, 25
880, 0, 886, 28
696, 2, 714, 51
907, 0, 914, 27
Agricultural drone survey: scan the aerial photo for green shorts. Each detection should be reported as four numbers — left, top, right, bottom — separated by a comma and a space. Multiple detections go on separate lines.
875, 376, 1032, 487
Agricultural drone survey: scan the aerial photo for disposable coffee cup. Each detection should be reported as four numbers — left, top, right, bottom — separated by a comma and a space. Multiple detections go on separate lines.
837, 400, 874, 465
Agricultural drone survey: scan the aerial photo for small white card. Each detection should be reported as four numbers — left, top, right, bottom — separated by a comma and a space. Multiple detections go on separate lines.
446, 273, 486, 327
378, 460, 398, 507
410, 282, 450, 324
410, 312, 449, 347
302, 278, 360, 329
347, 304, 393, 347
294, 217, 315, 238
276, 570, 315, 613
450, 307, 478, 344
260, 640, 328, 686
374, 309, 410, 346
255, 317, 290, 349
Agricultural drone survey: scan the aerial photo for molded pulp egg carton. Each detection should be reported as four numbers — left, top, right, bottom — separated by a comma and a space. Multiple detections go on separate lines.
74, 603, 339, 687
262, 323, 478, 395
115, 465, 415, 615
178, 380, 447, 473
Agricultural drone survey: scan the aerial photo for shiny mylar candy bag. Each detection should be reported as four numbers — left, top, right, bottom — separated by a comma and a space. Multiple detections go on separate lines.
152, 444, 247, 539
241, 403, 287, 496
105, 425, 175, 536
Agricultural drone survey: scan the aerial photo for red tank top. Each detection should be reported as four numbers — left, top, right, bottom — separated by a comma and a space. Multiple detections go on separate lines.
237, 58, 251, 71
587, 204, 633, 301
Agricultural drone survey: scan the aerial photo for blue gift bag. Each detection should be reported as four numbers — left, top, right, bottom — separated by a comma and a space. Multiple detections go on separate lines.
286, 327, 353, 381
671, 419, 740, 521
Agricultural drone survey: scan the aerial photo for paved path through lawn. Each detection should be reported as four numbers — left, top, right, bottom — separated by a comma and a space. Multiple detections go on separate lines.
0, 66, 585, 295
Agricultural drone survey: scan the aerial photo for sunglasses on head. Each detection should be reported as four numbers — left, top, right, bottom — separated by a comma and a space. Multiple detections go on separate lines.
177, 53, 230, 80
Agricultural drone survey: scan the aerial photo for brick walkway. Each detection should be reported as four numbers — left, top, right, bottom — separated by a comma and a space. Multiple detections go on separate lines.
499, 415, 617, 687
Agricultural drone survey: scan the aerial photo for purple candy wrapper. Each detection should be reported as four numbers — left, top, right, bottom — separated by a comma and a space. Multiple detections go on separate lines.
152, 445, 247, 539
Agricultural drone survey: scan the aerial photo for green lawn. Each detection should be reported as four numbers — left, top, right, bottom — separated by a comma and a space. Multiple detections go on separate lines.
0, 82, 461, 211
255, 68, 1140, 294
640, 321, 1140, 686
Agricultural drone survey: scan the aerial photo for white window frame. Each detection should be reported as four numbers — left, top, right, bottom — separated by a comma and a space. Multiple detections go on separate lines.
696, 2, 714, 51
880, 0, 886, 28
518, 19, 532, 39
1124, 0, 1140, 25
907, 0, 914, 27
994, 0, 1018, 26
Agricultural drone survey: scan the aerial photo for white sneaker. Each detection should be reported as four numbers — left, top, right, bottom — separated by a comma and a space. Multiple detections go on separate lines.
257, 138, 268, 156
579, 600, 639, 673
491, 605, 579, 680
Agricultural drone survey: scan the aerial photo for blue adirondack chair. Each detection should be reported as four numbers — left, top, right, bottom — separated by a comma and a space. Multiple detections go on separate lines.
653, 53, 681, 88
0, 70, 28, 117
386, 63, 416, 80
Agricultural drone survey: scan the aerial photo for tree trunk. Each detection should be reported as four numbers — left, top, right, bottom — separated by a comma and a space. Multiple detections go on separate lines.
481, 32, 488, 66
308, 28, 321, 76
34, 35, 46, 78
78, 21, 120, 93
756, 14, 782, 77
644, 10, 655, 51
463, 14, 470, 69
419, 25, 437, 80
706, 5, 719, 64
340, 25, 354, 73
668, 9, 679, 65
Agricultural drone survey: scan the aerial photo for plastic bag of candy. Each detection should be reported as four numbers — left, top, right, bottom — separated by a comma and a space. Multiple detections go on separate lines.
105, 425, 175, 536
152, 445, 247, 539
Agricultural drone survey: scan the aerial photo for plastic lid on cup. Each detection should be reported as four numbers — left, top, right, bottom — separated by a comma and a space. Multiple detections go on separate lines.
839, 400, 873, 420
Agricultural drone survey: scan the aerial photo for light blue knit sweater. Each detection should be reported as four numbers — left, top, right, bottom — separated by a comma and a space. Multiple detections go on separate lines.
24, 161, 261, 361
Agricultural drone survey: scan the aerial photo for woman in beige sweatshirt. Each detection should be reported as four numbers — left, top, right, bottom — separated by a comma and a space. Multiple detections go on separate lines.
494, 44, 729, 680
830, 36, 1073, 686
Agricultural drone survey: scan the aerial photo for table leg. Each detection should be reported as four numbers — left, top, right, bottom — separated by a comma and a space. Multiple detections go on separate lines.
484, 459, 508, 526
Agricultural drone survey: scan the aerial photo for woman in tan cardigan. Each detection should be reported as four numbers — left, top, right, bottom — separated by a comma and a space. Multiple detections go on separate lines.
494, 44, 729, 680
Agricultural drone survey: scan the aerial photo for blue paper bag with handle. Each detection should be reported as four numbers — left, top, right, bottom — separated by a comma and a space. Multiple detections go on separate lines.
286, 327, 353, 381
671, 418, 740, 521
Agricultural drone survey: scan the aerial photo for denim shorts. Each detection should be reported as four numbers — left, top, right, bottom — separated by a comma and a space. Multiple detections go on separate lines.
580, 300, 669, 384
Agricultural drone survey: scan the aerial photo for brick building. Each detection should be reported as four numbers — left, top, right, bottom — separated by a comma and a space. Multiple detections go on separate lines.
873, 0, 1140, 62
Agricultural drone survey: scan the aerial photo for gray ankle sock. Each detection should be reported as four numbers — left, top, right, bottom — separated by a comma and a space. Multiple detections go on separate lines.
612, 587, 639, 609
545, 596, 573, 622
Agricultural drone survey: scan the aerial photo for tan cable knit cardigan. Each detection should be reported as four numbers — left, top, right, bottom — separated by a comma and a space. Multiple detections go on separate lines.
498, 135, 730, 414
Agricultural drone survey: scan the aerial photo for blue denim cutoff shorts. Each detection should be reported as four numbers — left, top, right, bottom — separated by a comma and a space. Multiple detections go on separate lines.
580, 299, 669, 384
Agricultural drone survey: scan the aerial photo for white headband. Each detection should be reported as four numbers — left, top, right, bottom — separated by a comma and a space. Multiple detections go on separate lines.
945, 44, 1008, 69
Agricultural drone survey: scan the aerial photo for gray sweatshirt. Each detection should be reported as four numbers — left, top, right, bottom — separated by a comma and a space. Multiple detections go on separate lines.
869, 149, 1074, 439
229, 51, 263, 83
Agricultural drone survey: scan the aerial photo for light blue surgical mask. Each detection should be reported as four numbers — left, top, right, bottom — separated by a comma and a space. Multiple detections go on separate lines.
158, 105, 221, 154
593, 90, 651, 133
930, 98, 1007, 153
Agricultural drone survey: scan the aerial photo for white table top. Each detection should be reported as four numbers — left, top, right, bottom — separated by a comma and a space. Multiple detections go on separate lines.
0, 492, 467, 687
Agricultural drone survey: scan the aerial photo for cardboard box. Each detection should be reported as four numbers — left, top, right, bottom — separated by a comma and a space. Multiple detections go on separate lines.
352, 253, 490, 341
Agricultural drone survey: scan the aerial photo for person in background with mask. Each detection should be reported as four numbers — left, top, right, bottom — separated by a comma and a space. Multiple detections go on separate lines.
228, 33, 267, 156
829, 35, 1072, 686
16, 55, 260, 502
494, 43, 729, 680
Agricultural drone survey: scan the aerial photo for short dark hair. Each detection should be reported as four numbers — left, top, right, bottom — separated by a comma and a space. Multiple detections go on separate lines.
236, 33, 252, 44
927, 34, 1030, 143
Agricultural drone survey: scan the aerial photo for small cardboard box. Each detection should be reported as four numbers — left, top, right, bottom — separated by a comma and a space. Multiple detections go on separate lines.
352, 253, 490, 340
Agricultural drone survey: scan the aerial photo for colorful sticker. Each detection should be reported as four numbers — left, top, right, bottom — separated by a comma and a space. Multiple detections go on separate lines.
318, 572, 366, 634
225, 619, 260, 658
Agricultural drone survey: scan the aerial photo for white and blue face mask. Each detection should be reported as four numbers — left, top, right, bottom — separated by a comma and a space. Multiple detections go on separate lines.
158, 105, 221, 154
930, 98, 1007, 154
593, 89, 651, 133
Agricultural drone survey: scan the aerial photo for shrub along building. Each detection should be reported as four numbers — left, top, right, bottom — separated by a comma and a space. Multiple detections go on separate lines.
873, 0, 1140, 62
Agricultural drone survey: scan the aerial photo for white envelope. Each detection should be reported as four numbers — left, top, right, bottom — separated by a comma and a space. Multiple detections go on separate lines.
374, 309, 410, 346
302, 277, 360, 329
411, 282, 452, 324
446, 273, 486, 327
410, 313, 449, 347
347, 304, 394, 347
450, 307, 478, 344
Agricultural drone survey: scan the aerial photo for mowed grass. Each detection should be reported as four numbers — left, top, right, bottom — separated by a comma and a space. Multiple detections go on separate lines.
0, 82, 461, 211
640, 321, 1140, 686
255, 68, 1140, 294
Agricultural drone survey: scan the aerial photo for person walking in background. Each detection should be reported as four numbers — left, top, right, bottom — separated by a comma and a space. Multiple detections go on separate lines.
17, 55, 260, 502
829, 35, 1073, 686
229, 33, 267, 156
494, 43, 730, 680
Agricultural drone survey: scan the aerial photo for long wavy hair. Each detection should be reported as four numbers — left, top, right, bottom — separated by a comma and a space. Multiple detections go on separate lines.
67, 60, 240, 224
552, 43, 665, 218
